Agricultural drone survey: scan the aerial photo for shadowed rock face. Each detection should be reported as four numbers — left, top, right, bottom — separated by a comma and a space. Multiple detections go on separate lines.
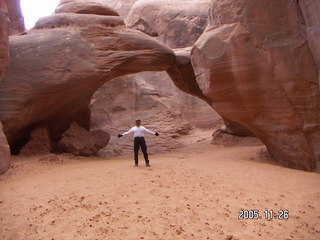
299, 0, 320, 78
4, 0, 24, 35
191, 0, 320, 171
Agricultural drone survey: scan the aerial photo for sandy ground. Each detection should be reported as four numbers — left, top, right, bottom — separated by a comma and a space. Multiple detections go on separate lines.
0, 133, 320, 240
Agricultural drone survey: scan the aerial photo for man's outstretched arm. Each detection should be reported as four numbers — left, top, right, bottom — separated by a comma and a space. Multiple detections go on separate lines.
143, 127, 159, 136
118, 127, 134, 138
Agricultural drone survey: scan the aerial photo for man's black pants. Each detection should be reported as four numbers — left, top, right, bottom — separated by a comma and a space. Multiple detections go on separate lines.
134, 137, 149, 164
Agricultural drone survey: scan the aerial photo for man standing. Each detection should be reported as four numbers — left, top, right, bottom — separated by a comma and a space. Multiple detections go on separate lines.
118, 119, 159, 167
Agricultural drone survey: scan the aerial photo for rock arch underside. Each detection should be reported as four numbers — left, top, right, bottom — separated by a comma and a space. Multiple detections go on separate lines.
0, 0, 319, 173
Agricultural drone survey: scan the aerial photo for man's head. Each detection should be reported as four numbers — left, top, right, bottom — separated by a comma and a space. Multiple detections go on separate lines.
135, 119, 141, 127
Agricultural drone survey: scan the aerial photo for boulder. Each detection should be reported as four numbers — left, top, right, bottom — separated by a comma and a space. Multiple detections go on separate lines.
20, 127, 51, 156
126, 0, 210, 48
58, 122, 110, 156
191, 0, 320, 171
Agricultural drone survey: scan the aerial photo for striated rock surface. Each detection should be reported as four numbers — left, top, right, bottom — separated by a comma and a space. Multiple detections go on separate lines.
58, 122, 110, 156
1, 0, 24, 80
0, 0, 9, 81
60, 0, 137, 18
102, 0, 137, 18
126, 0, 210, 48
137, 71, 221, 129
191, 0, 320, 171
91, 74, 193, 156
35, 13, 125, 29
55, 1, 119, 16
5, 0, 24, 34
299, 0, 320, 77
123, 0, 221, 130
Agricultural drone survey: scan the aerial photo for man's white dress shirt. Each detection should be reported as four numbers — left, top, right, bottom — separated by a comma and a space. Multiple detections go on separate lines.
122, 126, 155, 137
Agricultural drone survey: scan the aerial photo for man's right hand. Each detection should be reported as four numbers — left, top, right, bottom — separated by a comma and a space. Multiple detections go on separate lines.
117, 134, 123, 138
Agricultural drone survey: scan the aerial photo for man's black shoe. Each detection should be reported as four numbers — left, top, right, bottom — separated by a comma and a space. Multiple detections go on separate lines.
135, 163, 138, 167
146, 163, 150, 167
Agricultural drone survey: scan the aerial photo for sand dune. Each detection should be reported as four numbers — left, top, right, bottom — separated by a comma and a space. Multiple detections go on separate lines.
0, 136, 319, 240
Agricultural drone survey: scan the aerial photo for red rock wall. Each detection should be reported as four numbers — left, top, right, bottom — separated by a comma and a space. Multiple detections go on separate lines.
0, 0, 11, 174
191, 0, 320, 171
0, 0, 9, 80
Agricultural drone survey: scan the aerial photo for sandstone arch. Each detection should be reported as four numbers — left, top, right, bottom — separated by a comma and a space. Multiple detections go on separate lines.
0, 2, 206, 155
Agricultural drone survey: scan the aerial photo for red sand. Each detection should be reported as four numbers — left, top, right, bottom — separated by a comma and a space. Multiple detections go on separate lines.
0, 136, 319, 240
